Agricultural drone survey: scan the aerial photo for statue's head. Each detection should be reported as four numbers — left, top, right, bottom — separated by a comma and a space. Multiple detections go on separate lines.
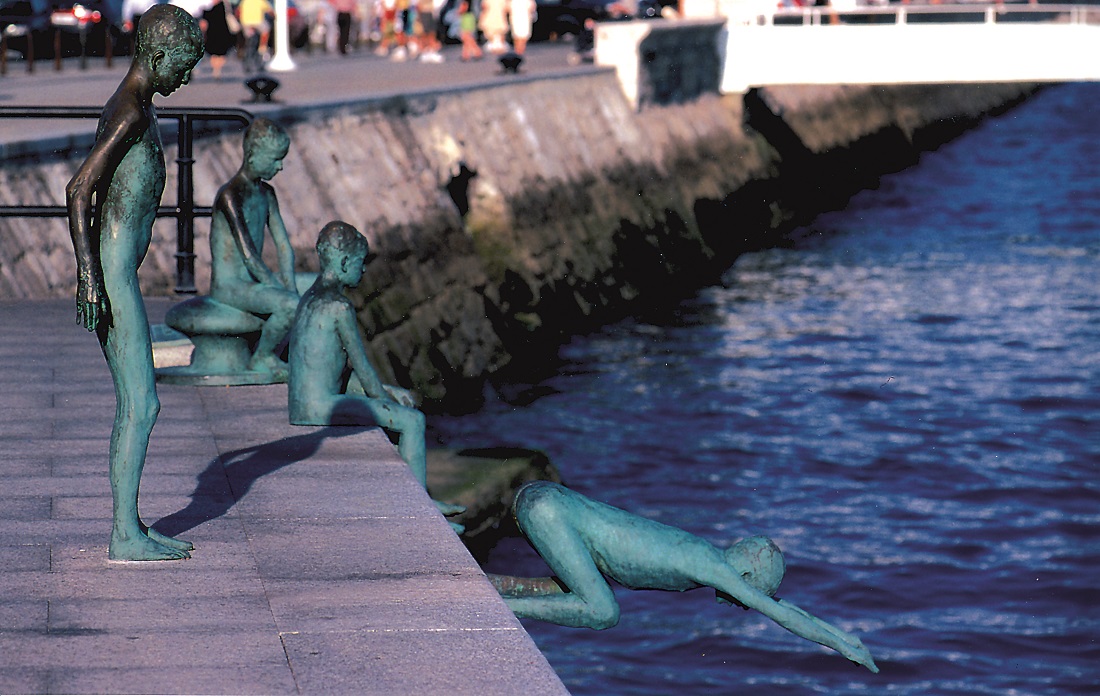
724, 535, 785, 598
243, 118, 291, 180
317, 221, 372, 286
135, 4, 203, 96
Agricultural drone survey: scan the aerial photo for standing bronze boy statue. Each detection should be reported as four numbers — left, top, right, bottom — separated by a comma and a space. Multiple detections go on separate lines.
66, 4, 204, 561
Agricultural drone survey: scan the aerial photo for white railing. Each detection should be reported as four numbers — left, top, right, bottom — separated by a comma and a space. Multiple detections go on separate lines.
755, 3, 1098, 26
720, 3, 1100, 92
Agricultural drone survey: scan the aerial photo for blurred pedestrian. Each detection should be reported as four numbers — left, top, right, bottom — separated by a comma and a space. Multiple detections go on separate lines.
478, 0, 507, 54
238, 0, 272, 71
458, 0, 481, 61
391, 0, 411, 60
202, 0, 237, 77
507, 0, 533, 54
375, 0, 397, 55
330, 0, 358, 53
414, 0, 443, 61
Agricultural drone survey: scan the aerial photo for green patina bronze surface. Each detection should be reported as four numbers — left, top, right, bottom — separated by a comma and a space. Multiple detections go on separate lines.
65, 4, 204, 561
208, 118, 300, 377
288, 222, 464, 528
490, 481, 879, 673
159, 118, 300, 385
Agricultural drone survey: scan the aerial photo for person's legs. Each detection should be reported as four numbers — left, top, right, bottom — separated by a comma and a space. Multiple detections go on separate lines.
99, 254, 190, 560
243, 27, 261, 71
337, 11, 352, 52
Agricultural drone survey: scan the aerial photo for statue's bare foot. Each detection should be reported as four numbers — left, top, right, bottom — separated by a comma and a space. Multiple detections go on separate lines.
110, 530, 190, 561
435, 499, 466, 517
248, 354, 289, 380
144, 525, 194, 552
433, 499, 466, 534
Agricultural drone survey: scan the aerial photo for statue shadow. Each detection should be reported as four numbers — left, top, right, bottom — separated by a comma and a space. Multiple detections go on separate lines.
152, 425, 369, 538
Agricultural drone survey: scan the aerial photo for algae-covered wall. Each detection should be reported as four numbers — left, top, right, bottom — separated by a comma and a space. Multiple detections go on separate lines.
0, 74, 1036, 409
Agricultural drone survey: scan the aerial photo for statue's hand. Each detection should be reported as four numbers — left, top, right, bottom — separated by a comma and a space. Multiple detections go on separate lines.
838, 634, 879, 673
76, 268, 106, 332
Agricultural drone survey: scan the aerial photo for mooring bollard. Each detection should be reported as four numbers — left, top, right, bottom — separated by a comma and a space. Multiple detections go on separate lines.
245, 74, 280, 102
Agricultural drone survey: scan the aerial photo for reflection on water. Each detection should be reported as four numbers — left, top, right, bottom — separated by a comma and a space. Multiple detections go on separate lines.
429, 83, 1100, 695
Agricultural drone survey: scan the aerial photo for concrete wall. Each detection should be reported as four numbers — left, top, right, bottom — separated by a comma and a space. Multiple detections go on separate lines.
595, 18, 727, 108
0, 74, 1036, 410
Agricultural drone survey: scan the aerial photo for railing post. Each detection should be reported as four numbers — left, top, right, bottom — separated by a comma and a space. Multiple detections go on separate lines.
54, 28, 61, 71
175, 113, 198, 294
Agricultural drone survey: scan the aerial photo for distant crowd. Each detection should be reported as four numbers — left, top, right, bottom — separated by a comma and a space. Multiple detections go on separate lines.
127, 0, 546, 73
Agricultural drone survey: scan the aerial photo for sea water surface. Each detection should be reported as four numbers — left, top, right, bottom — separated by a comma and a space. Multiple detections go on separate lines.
428, 83, 1100, 695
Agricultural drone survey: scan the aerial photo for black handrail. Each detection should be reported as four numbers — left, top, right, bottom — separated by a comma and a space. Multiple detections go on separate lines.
0, 105, 253, 293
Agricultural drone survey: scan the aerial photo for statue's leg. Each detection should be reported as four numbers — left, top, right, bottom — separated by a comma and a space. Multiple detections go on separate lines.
235, 284, 297, 373
99, 262, 190, 561
505, 486, 621, 629
332, 396, 464, 521
341, 396, 427, 485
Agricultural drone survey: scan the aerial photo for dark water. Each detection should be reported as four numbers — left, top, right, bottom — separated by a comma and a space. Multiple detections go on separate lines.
429, 83, 1100, 695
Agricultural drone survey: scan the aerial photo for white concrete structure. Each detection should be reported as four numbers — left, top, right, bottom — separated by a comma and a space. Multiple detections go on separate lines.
721, 4, 1100, 92
596, 18, 727, 107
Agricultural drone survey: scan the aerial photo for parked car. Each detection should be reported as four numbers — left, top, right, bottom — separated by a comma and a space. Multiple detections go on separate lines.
1, 0, 124, 58
1, 0, 49, 57
51, 0, 124, 56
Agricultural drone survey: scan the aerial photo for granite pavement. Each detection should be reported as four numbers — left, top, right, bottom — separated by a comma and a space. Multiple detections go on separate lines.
0, 298, 568, 694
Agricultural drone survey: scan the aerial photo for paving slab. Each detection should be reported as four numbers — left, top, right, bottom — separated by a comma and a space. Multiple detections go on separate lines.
0, 299, 568, 695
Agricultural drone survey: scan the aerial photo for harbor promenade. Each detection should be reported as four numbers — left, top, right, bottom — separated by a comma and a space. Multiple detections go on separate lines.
0, 42, 605, 155
0, 298, 568, 694
0, 44, 580, 695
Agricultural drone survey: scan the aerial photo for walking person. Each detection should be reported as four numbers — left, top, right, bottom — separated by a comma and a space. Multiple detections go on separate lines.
330, 0, 358, 53
238, 0, 273, 72
478, 0, 507, 53
202, 0, 237, 78
457, 0, 481, 61
507, 0, 534, 54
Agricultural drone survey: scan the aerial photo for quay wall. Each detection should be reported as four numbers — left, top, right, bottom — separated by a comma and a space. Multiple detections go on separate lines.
0, 73, 1036, 409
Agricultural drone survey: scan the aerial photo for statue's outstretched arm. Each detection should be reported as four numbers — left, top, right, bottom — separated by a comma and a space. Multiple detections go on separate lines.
755, 596, 879, 673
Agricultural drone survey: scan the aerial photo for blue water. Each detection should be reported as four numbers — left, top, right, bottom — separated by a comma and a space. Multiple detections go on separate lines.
428, 83, 1100, 695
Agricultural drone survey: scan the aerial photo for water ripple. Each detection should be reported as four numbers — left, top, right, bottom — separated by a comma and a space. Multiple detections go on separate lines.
430, 83, 1100, 695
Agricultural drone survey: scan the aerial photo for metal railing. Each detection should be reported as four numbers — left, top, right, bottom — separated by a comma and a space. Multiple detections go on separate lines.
764, 2, 1098, 26
0, 106, 252, 294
